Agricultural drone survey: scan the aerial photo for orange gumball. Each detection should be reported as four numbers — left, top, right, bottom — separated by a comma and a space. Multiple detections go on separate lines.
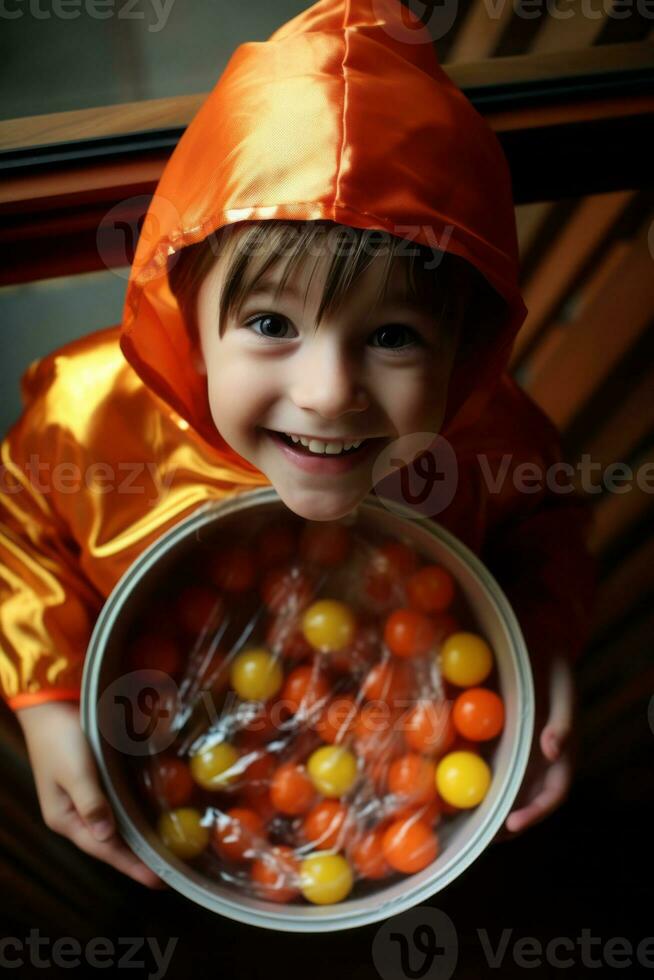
251, 845, 301, 903
388, 797, 441, 826
350, 827, 393, 880
299, 522, 351, 567
406, 565, 455, 614
143, 754, 194, 808
269, 762, 316, 815
211, 807, 265, 862
207, 545, 257, 593
387, 753, 438, 805
174, 584, 223, 636
281, 664, 331, 716
384, 609, 436, 658
452, 688, 505, 741
362, 540, 418, 605
361, 659, 413, 706
403, 699, 456, 757
264, 613, 314, 664
129, 632, 182, 677
260, 564, 315, 615
302, 800, 350, 850
382, 816, 439, 874
314, 695, 359, 744
256, 522, 298, 569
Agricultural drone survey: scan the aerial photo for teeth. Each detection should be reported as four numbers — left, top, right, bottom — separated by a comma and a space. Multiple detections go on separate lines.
283, 433, 363, 455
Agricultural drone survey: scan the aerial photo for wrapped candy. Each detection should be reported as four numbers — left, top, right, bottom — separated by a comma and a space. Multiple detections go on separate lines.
125, 512, 505, 905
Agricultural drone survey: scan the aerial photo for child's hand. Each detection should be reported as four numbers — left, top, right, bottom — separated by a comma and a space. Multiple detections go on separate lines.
493, 654, 576, 843
16, 700, 167, 889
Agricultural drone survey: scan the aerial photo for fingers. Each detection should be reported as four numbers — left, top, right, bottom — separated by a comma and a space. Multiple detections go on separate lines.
540, 655, 574, 763
64, 810, 167, 890
505, 752, 571, 837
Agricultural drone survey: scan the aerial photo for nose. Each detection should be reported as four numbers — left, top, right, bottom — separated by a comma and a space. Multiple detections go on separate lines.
288, 338, 369, 418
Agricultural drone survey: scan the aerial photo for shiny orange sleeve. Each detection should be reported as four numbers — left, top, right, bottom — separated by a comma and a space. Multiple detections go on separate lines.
0, 354, 103, 713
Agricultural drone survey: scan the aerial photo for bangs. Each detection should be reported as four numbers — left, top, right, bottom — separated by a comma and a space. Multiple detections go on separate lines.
168, 219, 505, 353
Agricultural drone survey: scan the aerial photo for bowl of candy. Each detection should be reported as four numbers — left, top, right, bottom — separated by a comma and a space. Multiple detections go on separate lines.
81, 486, 533, 932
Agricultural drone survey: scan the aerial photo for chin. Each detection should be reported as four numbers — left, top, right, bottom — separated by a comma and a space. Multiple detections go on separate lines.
272, 482, 368, 522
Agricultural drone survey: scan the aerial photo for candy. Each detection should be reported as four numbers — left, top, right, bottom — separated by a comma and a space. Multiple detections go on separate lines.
405, 565, 455, 614
382, 816, 439, 874
299, 853, 354, 904
211, 807, 265, 862
270, 761, 316, 815
439, 632, 494, 687
302, 800, 350, 850
384, 609, 437, 658
435, 750, 492, 808
190, 742, 240, 791
302, 599, 357, 652
251, 845, 301, 903
230, 648, 283, 701
158, 808, 210, 859
452, 688, 505, 741
307, 745, 359, 797
207, 544, 257, 593
135, 514, 507, 907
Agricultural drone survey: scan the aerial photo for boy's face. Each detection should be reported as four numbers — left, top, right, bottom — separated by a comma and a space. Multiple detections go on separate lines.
195, 247, 459, 521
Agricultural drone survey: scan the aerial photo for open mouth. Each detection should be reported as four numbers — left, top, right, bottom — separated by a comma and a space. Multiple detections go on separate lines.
272, 431, 374, 457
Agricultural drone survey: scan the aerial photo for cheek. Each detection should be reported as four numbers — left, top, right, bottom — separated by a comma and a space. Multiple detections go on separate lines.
384, 366, 450, 432
205, 353, 278, 433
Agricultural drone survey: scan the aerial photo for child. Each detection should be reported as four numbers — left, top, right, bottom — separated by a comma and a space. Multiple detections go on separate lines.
0, 0, 596, 889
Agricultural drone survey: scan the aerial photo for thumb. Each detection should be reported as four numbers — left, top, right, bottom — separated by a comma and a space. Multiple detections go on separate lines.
65, 750, 117, 842
540, 655, 574, 763
71, 781, 116, 841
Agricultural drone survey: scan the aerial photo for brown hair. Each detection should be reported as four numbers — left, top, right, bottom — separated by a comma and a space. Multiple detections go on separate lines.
168, 219, 506, 363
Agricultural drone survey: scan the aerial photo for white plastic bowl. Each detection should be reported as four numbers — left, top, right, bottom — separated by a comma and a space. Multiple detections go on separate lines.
81, 487, 533, 932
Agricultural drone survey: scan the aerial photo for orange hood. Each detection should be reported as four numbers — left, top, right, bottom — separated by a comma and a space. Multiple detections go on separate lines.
120, 0, 527, 469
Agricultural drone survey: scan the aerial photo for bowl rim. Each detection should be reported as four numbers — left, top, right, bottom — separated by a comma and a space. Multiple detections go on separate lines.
81, 487, 534, 932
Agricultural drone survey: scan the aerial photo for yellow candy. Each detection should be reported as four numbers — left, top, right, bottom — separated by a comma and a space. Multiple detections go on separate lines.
307, 745, 358, 797
302, 599, 357, 652
157, 807, 209, 859
190, 741, 240, 790
439, 632, 493, 687
300, 853, 354, 905
230, 648, 283, 701
436, 750, 491, 808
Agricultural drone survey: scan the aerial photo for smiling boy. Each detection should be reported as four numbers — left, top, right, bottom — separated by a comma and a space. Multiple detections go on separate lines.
1, 0, 596, 886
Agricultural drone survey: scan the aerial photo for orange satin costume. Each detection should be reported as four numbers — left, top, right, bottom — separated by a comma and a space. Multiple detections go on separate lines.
0, 0, 596, 712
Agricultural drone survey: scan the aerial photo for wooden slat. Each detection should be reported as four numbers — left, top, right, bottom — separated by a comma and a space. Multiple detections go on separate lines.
510, 190, 635, 366
515, 201, 555, 257
445, 1, 514, 63
521, 217, 654, 429
0, 94, 205, 152
530, 1, 610, 54
590, 535, 654, 636
1, 43, 652, 153
584, 365, 654, 467
588, 447, 654, 555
